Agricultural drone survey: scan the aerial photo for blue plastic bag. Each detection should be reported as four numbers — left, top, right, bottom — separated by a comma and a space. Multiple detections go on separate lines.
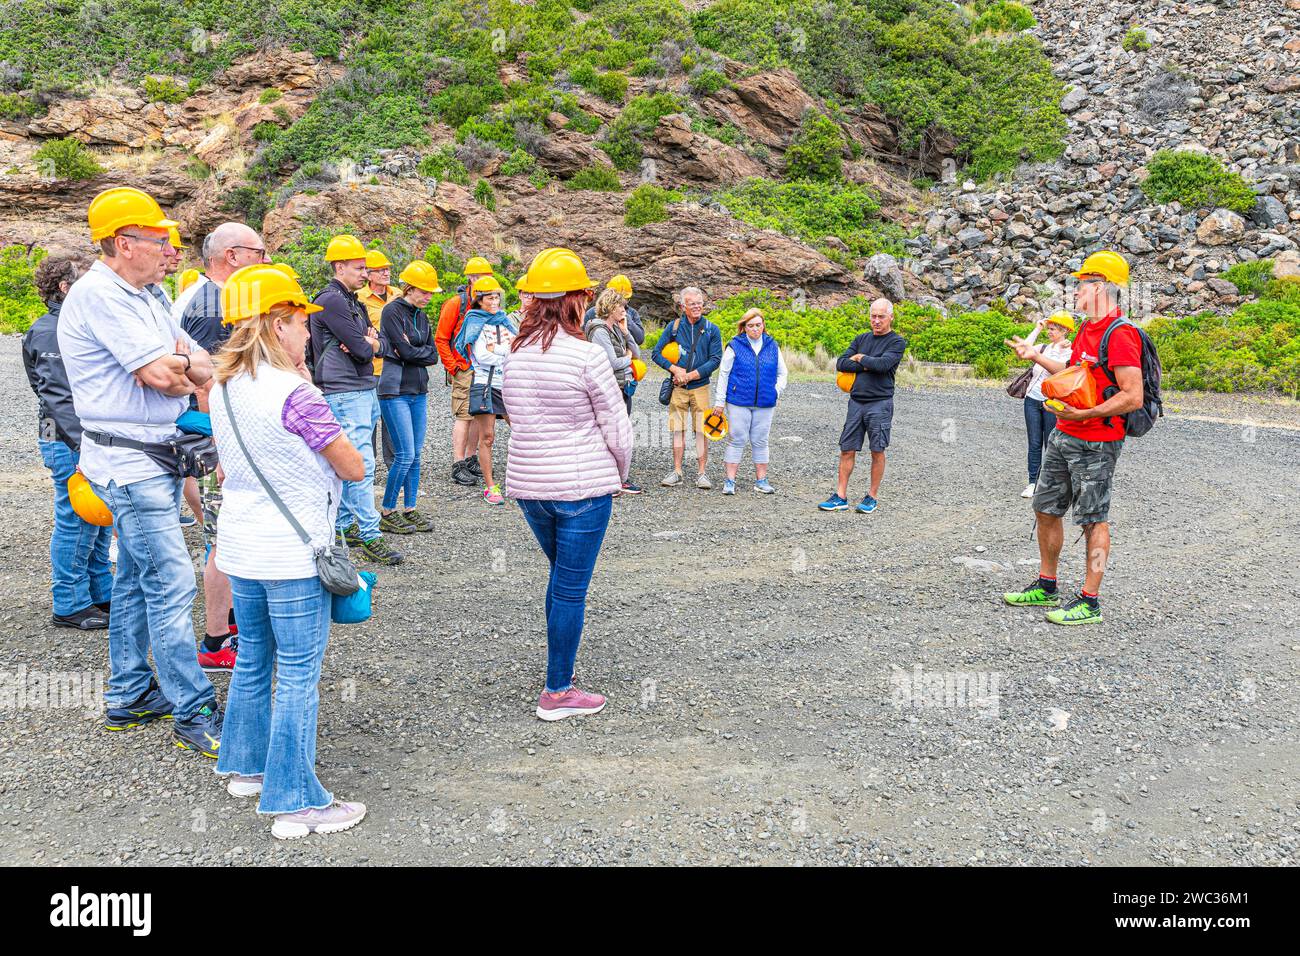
331, 570, 377, 624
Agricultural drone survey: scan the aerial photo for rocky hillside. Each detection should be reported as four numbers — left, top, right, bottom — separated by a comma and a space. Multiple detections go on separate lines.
0, 0, 1295, 322
907, 0, 1300, 315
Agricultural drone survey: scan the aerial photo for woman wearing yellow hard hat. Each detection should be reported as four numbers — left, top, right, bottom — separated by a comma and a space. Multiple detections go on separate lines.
375, 260, 443, 534
208, 262, 370, 840
503, 246, 631, 722
453, 274, 516, 505
710, 308, 788, 495
587, 287, 644, 494
1016, 311, 1076, 499
359, 249, 399, 378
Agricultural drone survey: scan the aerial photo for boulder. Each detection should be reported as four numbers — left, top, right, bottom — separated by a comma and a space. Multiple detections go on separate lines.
1273, 250, 1300, 279
699, 68, 819, 149
862, 253, 905, 301
1196, 208, 1247, 245
641, 113, 767, 186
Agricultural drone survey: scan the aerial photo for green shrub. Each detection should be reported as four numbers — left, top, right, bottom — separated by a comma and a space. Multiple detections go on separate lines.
417, 145, 469, 185
0, 244, 47, 334
456, 115, 518, 152
499, 148, 536, 177
251, 121, 280, 143
223, 183, 272, 230
528, 166, 552, 189
1122, 28, 1152, 52
784, 112, 844, 183
259, 88, 283, 104
32, 137, 102, 180
972, 2, 1036, 34
473, 178, 496, 210
565, 163, 622, 191
143, 76, 186, 104
0, 92, 39, 120
1263, 277, 1300, 304
598, 92, 682, 171
1220, 260, 1274, 297
715, 177, 904, 260
1141, 150, 1257, 214
1147, 300, 1300, 396
688, 68, 727, 95
625, 183, 684, 226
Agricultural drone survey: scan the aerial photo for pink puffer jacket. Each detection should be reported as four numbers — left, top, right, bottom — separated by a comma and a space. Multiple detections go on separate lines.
502, 328, 633, 500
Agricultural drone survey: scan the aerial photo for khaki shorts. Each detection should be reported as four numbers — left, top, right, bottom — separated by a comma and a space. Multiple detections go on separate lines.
451, 366, 472, 421
668, 385, 710, 433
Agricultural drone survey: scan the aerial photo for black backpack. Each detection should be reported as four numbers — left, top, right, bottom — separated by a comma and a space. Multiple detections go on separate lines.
1098, 317, 1163, 437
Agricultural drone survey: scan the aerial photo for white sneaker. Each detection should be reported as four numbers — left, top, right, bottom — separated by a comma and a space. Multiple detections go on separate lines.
695, 472, 712, 490
271, 800, 367, 840
661, 471, 683, 487
1020, 482, 1036, 498
226, 774, 263, 798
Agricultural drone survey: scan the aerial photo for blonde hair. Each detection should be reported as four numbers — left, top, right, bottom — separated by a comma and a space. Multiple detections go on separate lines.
736, 308, 764, 335
212, 303, 304, 384
594, 288, 626, 321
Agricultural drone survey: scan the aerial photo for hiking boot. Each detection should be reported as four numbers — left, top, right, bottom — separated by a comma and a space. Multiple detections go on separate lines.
104, 679, 173, 731
198, 636, 237, 673
722, 478, 736, 495
695, 472, 712, 490
379, 511, 415, 535
52, 605, 109, 630
341, 522, 365, 547
754, 478, 775, 494
272, 800, 367, 841
856, 495, 878, 514
661, 470, 682, 487
402, 509, 434, 532
451, 461, 476, 486
818, 493, 848, 512
1003, 580, 1062, 607
360, 535, 404, 566
465, 455, 483, 479
174, 703, 223, 758
536, 686, 607, 722
1046, 597, 1103, 626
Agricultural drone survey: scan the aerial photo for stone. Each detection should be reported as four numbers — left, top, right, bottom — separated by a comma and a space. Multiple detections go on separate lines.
1060, 87, 1088, 113
1005, 221, 1035, 242
863, 253, 906, 301
1122, 228, 1155, 254
1195, 208, 1247, 246
1263, 76, 1300, 94
1251, 195, 1289, 229
1067, 139, 1101, 165
955, 193, 982, 216
641, 113, 767, 186
956, 227, 988, 250
1206, 278, 1238, 299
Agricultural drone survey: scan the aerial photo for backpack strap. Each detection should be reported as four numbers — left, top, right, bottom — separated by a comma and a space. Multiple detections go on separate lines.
1097, 316, 1132, 428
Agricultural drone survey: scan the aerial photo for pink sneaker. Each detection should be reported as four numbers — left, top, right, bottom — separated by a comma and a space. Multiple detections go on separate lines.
483, 484, 505, 506
536, 686, 606, 721
271, 800, 367, 840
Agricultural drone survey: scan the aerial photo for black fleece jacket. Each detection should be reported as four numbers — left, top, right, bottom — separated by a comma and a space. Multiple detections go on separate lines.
377, 297, 439, 397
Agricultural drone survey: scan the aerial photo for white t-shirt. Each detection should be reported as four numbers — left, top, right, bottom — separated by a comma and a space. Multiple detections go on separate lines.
171, 273, 210, 322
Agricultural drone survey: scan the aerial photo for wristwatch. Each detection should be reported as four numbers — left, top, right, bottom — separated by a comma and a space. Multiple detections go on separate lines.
174, 352, 192, 371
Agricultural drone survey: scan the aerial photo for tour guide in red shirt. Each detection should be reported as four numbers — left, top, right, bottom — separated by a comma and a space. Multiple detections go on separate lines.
1002, 250, 1145, 626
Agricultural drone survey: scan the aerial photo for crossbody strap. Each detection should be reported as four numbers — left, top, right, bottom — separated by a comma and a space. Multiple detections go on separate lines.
218, 384, 314, 548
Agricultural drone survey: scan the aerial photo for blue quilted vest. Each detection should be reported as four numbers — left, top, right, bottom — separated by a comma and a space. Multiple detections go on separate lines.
725, 333, 778, 409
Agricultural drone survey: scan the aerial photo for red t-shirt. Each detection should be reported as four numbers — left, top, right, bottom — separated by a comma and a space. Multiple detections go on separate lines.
1055, 310, 1142, 442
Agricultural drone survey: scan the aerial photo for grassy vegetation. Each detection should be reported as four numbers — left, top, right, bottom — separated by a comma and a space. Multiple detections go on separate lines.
32, 137, 102, 179
0, 245, 47, 333
624, 184, 684, 227
1141, 150, 1257, 214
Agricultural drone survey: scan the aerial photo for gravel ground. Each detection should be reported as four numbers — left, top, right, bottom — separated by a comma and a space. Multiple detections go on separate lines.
1, 335, 1297, 866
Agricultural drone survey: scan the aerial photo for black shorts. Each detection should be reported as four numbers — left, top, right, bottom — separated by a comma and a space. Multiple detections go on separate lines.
839, 397, 894, 453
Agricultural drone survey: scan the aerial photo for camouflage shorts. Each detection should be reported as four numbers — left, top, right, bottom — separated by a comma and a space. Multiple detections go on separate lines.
199, 472, 222, 549
1031, 429, 1124, 526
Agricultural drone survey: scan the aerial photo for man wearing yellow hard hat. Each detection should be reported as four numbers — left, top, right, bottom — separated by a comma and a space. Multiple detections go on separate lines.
309, 234, 403, 566
58, 185, 223, 753
1004, 249, 1150, 626
434, 255, 495, 486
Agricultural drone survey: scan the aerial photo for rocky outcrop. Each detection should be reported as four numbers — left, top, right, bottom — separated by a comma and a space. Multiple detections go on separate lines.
641, 113, 767, 185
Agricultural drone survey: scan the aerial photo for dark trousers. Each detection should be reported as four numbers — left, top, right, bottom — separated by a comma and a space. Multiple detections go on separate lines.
1024, 396, 1057, 483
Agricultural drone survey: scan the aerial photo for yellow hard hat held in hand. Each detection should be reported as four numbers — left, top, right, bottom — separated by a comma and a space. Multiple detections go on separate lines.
68, 471, 113, 526
702, 408, 728, 441
661, 341, 681, 364
836, 370, 856, 393
630, 358, 647, 381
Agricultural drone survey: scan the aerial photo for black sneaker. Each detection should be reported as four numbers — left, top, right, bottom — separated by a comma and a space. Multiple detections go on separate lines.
104, 679, 173, 731
52, 605, 109, 630
342, 522, 365, 547
379, 512, 415, 535
403, 510, 434, 532
465, 455, 483, 479
360, 535, 404, 566
174, 702, 223, 758
452, 461, 476, 486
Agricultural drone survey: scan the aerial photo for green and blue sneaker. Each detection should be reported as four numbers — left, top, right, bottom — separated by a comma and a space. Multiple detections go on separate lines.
1045, 597, 1103, 626
1003, 580, 1062, 607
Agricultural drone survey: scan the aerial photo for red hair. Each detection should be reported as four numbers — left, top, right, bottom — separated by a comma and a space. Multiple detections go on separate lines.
511, 290, 587, 352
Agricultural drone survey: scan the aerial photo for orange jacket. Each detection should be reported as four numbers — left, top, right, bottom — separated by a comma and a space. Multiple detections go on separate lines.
435, 292, 469, 375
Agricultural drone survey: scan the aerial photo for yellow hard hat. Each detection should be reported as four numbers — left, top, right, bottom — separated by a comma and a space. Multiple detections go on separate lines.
324, 234, 367, 262
516, 247, 597, 296
365, 249, 391, 269
606, 274, 633, 298
1045, 311, 1077, 333
177, 268, 201, 294
87, 187, 178, 242
630, 358, 647, 381
702, 408, 728, 441
270, 262, 300, 280
661, 341, 681, 364
836, 370, 856, 393
68, 471, 113, 526
168, 226, 183, 250
464, 256, 493, 276
470, 275, 504, 298
1072, 249, 1129, 287
400, 260, 443, 293
221, 263, 323, 325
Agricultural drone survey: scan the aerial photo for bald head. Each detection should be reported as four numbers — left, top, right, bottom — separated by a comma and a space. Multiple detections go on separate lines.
870, 297, 894, 335
205, 222, 266, 284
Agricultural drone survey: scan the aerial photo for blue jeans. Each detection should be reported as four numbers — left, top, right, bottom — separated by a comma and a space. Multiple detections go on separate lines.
217, 575, 332, 814
325, 389, 380, 540
90, 474, 213, 720
379, 393, 428, 510
40, 440, 112, 616
1024, 396, 1057, 483
518, 495, 614, 693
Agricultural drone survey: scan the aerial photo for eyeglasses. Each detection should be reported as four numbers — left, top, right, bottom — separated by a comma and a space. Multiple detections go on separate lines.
120, 233, 170, 249
229, 245, 269, 258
